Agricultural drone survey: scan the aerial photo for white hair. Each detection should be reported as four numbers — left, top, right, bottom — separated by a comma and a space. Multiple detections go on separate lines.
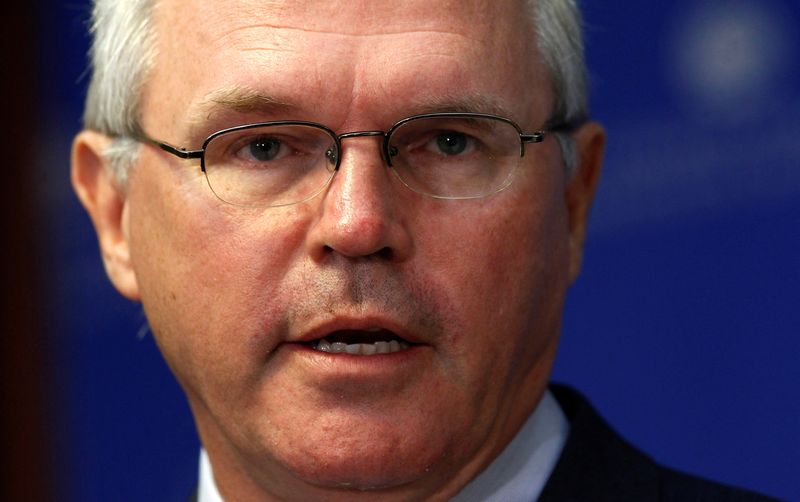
83, 0, 157, 184
82, 0, 589, 183
532, 0, 589, 176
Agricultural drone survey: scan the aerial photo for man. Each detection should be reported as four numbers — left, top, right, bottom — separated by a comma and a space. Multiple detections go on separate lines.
71, 0, 776, 500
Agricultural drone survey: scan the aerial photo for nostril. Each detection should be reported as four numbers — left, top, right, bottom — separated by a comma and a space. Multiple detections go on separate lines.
320, 245, 394, 261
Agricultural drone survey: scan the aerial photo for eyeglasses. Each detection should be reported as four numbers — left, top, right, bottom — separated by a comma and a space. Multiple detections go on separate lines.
140, 112, 549, 207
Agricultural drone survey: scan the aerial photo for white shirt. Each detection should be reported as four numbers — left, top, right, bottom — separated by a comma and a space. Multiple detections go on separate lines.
198, 390, 568, 502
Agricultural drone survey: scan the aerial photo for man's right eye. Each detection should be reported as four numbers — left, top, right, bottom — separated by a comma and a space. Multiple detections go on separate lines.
238, 136, 284, 162
432, 131, 473, 156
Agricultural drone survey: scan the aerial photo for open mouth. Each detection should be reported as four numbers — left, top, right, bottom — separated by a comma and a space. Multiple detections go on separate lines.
306, 328, 413, 355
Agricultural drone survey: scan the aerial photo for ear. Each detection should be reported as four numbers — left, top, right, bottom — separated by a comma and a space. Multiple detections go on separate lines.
564, 121, 606, 284
71, 130, 141, 300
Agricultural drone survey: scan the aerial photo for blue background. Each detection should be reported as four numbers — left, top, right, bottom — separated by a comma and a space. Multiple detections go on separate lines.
39, 1, 798, 500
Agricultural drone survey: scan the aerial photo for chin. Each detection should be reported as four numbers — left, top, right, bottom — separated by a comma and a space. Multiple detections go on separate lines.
273, 421, 459, 494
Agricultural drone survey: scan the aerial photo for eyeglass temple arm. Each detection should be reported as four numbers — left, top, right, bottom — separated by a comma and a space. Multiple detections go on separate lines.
137, 135, 203, 160
518, 117, 586, 155
154, 141, 203, 160
520, 132, 546, 144
520, 116, 585, 145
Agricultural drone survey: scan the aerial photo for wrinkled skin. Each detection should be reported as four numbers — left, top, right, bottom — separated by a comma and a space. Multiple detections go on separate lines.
72, 0, 605, 500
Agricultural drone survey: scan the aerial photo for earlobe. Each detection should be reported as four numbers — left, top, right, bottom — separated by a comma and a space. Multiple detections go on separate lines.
71, 130, 141, 300
564, 122, 606, 284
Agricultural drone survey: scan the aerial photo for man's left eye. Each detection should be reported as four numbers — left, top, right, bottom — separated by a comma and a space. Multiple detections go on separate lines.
246, 137, 284, 161
432, 132, 473, 156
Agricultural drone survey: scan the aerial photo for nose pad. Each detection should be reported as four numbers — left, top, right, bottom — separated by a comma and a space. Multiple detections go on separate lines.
325, 147, 338, 168
325, 131, 387, 171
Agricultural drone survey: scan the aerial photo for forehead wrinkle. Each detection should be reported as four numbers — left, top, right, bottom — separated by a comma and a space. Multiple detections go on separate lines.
197, 3, 494, 61
205, 0, 500, 42
216, 20, 484, 41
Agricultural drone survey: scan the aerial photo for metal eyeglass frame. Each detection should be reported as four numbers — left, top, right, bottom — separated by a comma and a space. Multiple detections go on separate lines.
143, 111, 546, 166
135, 111, 568, 204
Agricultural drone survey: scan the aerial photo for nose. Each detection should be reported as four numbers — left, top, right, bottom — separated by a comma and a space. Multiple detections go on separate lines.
305, 136, 413, 262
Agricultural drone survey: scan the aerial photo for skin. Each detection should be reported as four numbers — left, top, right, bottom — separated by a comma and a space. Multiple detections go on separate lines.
72, 0, 605, 500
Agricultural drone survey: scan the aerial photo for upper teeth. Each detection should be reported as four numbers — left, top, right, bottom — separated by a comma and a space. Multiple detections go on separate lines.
314, 338, 410, 355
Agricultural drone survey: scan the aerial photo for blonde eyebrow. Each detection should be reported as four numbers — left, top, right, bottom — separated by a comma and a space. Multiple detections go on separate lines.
186, 85, 295, 133
191, 89, 514, 118
408, 94, 520, 120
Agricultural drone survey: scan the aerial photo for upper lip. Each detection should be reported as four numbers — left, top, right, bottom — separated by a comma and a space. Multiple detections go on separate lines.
291, 315, 424, 345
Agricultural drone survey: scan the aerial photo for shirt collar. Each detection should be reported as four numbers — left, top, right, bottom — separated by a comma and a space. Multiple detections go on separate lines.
198, 449, 223, 502
451, 389, 569, 501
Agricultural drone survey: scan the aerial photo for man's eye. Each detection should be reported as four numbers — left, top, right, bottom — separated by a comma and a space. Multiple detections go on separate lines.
240, 136, 284, 162
430, 131, 473, 156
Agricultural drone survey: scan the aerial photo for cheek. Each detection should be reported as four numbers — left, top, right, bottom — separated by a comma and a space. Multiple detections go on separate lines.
430, 191, 569, 317
126, 162, 312, 388
417, 176, 570, 391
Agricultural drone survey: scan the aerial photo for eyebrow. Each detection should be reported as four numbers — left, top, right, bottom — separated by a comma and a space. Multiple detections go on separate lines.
185, 85, 295, 136
407, 94, 521, 121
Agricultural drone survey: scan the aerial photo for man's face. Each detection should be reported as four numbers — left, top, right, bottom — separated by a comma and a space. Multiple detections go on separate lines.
93, 0, 597, 498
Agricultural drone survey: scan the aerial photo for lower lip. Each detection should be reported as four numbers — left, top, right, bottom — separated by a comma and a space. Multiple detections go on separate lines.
279, 342, 429, 379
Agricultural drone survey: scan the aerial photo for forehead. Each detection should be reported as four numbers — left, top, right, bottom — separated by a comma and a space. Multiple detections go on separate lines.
145, 0, 550, 131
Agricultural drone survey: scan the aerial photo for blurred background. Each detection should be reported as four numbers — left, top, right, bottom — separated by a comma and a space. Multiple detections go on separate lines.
4, 0, 798, 500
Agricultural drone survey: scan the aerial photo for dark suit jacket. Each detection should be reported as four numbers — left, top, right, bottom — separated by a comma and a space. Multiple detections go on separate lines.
538, 384, 780, 501
188, 385, 780, 501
